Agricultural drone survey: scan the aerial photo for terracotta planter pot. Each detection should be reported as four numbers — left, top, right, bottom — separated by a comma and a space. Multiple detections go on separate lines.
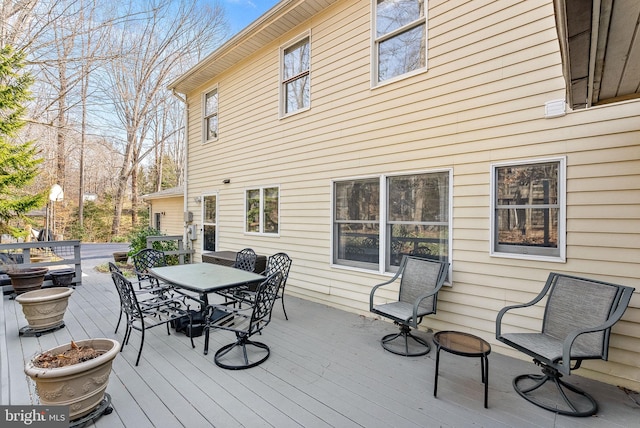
24, 338, 119, 421
8, 267, 48, 295
15, 287, 74, 331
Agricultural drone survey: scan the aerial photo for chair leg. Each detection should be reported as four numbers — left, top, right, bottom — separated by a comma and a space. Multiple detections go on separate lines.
204, 326, 210, 355
280, 295, 288, 321
115, 310, 123, 334
135, 327, 145, 366
381, 324, 430, 357
513, 365, 598, 417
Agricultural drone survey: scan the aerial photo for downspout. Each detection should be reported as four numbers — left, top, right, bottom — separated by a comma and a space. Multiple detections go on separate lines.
172, 89, 190, 259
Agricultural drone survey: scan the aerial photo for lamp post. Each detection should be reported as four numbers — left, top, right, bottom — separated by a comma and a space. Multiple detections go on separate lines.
47, 184, 64, 241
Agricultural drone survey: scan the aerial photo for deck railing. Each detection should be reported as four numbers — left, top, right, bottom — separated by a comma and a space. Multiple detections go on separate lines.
145, 235, 194, 265
0, 240, 82, 293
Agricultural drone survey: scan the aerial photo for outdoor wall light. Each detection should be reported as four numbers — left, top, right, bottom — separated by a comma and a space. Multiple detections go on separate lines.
194, 196, 202, 203
222, 178, 231, 184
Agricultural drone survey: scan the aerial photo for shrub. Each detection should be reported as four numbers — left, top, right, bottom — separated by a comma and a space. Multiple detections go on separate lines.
127, 226, 180, 265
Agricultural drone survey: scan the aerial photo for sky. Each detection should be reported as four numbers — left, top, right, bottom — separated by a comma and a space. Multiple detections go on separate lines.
222, 0, 281, 35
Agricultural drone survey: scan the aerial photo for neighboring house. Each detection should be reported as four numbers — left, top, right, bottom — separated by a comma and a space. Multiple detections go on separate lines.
141, 186, 185, 236
169, 0, 639, 390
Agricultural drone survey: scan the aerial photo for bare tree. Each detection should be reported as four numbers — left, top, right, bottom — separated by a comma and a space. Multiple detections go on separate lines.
104, 0, 226, 237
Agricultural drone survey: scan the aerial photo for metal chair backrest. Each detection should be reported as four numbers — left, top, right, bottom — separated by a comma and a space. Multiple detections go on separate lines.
108, 261, 122, 274
132, 249, 166, 280
265, 253, 292, 293
234, 248, 257, 272
542, 273, 629, 359
111, 270, 142, 320
250, 272, 282, 332
398, 256, 448, 315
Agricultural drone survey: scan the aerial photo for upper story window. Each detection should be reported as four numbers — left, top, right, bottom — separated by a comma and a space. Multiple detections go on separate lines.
246, 186, 280, 235
333, 170, 451, 278
203, 87, 218, 142
374, 0, 427, 84
491, 158, 566, 261
281, 34, 310, 116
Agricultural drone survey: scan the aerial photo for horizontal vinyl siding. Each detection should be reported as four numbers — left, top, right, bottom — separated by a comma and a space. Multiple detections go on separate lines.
183, 0, 640, 390
149, 197, 184, 236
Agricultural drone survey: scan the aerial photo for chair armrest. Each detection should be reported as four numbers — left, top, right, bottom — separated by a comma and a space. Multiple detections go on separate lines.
560, 286, 635, 373
495, 274, 557, 338
369, 270, 403, 311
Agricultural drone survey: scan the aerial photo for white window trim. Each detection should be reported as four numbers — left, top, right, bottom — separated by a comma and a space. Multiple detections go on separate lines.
201, 192, 219, 252
330, 169, 453, 283
244, 185, 281, 236
202, 85, 218, 144
370, 0, 429, 88
279, 31, 311, 119
489, 156, 566, 262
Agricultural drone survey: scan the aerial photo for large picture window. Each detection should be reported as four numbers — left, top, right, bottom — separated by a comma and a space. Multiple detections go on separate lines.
333, 171, 451, 275
203, 88, 218, 142
281, 35, 310, 116
491, 158, 565, 260
374, 0, 427, 84
246, 186, 279, 235
202, 194, 217, 251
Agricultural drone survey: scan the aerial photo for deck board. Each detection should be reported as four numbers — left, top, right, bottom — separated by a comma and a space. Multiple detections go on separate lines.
2, 259, 639, 428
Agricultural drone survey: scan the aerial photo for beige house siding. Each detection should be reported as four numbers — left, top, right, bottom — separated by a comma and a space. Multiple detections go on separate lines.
180, 0, 639, 389
146, 196, 185, 236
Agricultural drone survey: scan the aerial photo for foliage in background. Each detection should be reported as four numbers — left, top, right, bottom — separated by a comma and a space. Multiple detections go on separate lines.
127, 226, 179, 265
0, 46, 46, 235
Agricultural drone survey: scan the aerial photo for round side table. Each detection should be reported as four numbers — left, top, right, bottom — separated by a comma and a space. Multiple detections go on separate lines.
433, 330, 491, 408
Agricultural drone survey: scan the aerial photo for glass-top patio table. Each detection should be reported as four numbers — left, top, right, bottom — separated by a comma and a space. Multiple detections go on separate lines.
149, 263, 265, 308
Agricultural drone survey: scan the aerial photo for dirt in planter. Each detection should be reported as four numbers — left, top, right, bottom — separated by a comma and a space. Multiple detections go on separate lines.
33, 341, 102, 368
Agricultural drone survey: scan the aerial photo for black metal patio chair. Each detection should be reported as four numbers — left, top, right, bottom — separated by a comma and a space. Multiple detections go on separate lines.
496, 272, 635, 417
369, 255, 448, 356
203, 271, 282, 369
110, 269, 195, 366
109, 262, 178, 334
233, 252, 293, 319
233, 248, 257, 272
132, 248, 172, 290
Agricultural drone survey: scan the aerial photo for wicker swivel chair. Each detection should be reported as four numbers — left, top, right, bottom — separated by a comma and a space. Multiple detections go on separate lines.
110, 270, 195, 366
496, 273, 635, 416
369, 256, 448, 356
233, 248, 257, 272
203, 272, 282, 369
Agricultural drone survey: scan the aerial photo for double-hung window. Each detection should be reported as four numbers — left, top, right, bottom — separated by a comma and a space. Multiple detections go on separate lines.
333, 171, 451, 275
491, 158, 566, 260
203, 87, 218, 142
246, 186, 280, 235
281, 34, 310, 116
374, 0, 427, 84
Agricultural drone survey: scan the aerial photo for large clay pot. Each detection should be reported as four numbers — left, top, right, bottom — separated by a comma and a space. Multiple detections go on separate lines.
15, 287, 74, 331
8, 267, 48, 294
24, 338, 119, 421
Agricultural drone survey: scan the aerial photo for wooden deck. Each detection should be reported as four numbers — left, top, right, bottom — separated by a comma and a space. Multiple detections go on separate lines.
2, 255, 639, 427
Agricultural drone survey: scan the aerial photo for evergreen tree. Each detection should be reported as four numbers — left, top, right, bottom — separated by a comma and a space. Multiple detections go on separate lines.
0, 46, 45, 234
